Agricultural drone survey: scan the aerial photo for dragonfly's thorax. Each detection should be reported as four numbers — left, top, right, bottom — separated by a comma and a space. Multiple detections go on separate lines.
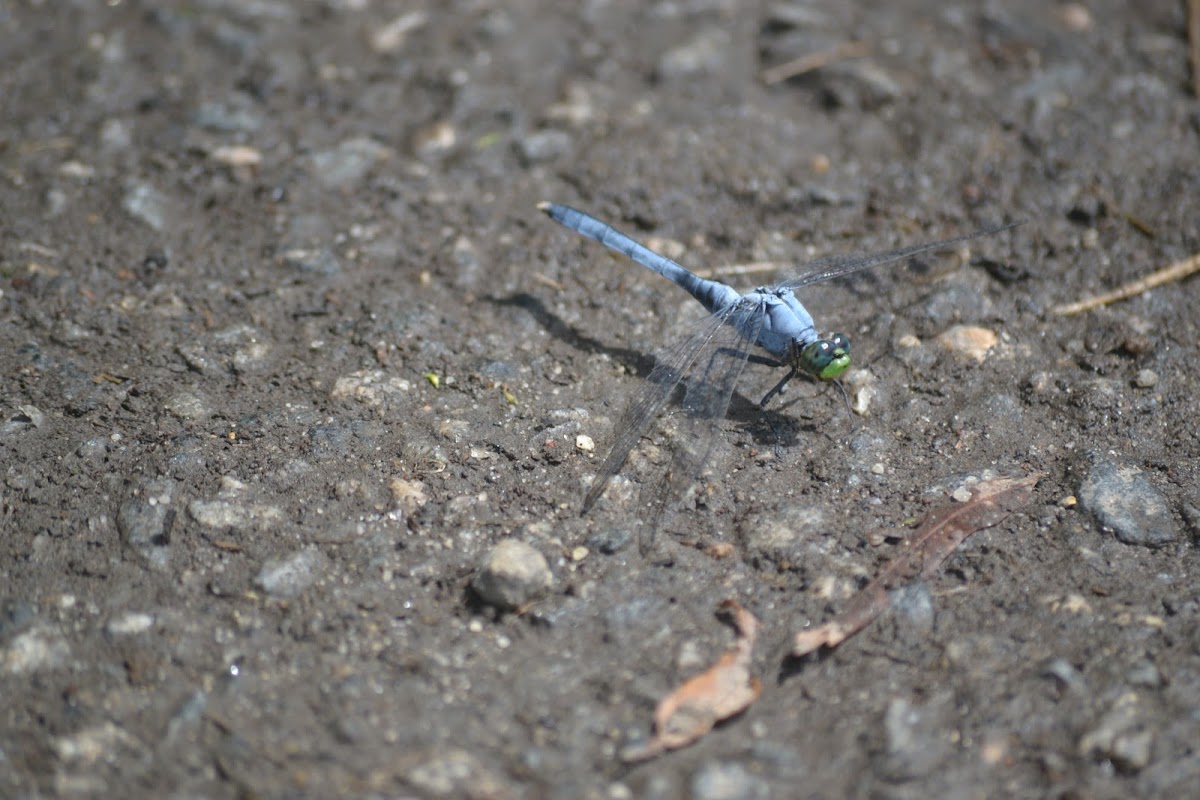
744, 287, 819, 361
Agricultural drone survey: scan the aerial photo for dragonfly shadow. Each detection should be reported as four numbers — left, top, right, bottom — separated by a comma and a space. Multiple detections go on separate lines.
489, 292, 657, 379
488, 292, 812, 449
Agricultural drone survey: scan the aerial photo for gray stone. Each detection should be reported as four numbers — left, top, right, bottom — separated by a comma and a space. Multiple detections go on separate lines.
472, 540, 553, 610
690, 760, 770, 800
255, 547, 329, 599
1078, 461, 1176, 547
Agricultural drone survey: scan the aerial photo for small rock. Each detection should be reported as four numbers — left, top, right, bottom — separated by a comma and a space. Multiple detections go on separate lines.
450, 234, 481, 287
412, 121, 457, 158
881, 696, 953, 779
936, 325, 998, 363
517, 129, 571, 164
1111, 729, 1155, 772
54, 722, 142, 765
192, 100, 264, 133
309, 137, 393, 189
1042, 657, 1086, 692
105, 612, 155, 636
279, 248, 342, 275
658, 28, 730, 79
211, 145, 262, 168
2, 405, 45, 434
1134, 369, 1158, 388
4, 626, 70, 674
118, 479, 178, 568
368, 10, 428, 53
1058, 3, 1094, 32
188, 497, 284, 533
1078, 461, 1176, 547
1126, 660, 1162, 688
389, 478, 429, 514
1079, 692, 1153, 773
122, 182, 170, 231
472, 540, 553, 610
331, 369, 412, 411
403, 748, 514, 798
584, 527, 634, 555
690, 760, 770, 800
163, 392, 209, 420
738, 506, 825, 570
922, 285, 993, 328
255, 547, 329, 599
889, 582, 935, 636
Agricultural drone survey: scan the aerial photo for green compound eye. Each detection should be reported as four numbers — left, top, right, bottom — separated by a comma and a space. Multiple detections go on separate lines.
800, 333, 851, 380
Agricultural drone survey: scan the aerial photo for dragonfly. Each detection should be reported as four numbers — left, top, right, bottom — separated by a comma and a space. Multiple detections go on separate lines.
540, 201, 1020, 549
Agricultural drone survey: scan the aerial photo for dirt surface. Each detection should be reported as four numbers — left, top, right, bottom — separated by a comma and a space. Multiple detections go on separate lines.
2, 1, 1199, 798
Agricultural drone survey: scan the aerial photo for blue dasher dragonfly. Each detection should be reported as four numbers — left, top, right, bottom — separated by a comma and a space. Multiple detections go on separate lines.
540, 202, 1020, 550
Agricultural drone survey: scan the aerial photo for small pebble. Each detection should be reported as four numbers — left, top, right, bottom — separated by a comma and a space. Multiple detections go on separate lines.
584, 528, 633, 555
570, 546, 589, 562
1134, 369, 1158, 388
690, 760, 770, 800
1058, 3, 1093, 31
105, 612, 155, 636
3, 626, 71, 674
255, 547, 329, 599
936, 325, 998, 363
881, 696, 952, 779
310, 137, 394, 188
517, 129, 572, 164
1079, 693, 1153, 772
211, 145, 261, 168
1078, 461, 1176, 547
575, 434, 595, 452
368, 10, 428, 53
472, 539, 553, 610
122, 182, 170, 231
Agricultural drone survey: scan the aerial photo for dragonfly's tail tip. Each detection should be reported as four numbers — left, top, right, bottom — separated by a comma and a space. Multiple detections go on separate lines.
536, 200, 553, 213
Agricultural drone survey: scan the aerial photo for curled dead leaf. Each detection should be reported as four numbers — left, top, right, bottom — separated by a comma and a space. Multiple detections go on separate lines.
794, 473, 1042, 657
622, 599, 761, 762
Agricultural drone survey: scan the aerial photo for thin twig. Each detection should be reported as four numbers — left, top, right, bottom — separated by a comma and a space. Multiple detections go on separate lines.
693, 261, 789, 279
1052, 250, 1200, 316
532, 272, 565, 291
760, 41, 871, 85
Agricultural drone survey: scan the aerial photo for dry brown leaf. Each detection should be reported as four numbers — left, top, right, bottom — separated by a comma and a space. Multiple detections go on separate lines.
793, 473, 1042, 656
622, 599, 762, 762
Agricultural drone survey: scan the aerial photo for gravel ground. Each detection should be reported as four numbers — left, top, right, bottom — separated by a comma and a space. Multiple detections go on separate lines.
2, 1, 1198, 798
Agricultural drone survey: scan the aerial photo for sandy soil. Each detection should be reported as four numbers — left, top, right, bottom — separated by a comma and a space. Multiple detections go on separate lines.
2, 1, 1198, 797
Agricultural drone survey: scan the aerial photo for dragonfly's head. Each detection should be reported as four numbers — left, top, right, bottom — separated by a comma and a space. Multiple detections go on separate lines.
798, 333, 851, 381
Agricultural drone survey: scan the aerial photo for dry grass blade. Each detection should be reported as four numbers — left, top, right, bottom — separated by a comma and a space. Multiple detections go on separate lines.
622, 599, 762, 762
793, 474, 1042, 657
760, 41, 871, 85
693, 261, 790, 280
1051, 251, 1200, 316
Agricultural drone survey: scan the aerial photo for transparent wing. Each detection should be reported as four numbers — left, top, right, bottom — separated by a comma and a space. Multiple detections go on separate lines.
582, 300, 752, 514
641, 300, 766, 553
780, 221, 1023, 291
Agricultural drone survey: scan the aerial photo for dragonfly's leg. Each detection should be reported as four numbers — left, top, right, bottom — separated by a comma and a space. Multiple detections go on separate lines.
758, 366, 797, 411
832, 378, 862, 430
